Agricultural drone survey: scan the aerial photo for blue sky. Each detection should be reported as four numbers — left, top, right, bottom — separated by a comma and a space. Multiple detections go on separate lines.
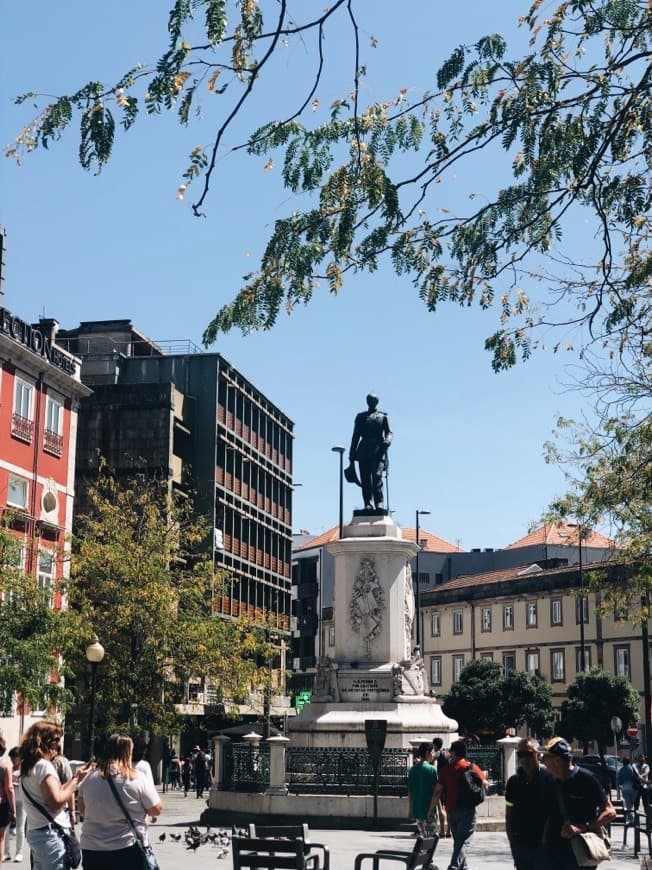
1, 1, 596, 549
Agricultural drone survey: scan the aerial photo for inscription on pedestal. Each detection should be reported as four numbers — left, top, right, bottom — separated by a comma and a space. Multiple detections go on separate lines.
338, 673, 392, 703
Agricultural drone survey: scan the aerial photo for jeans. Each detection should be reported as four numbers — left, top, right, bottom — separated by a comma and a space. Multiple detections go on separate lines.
3, 799, 26, 859
622, 787, 637, 822
447, 807, 476, 870
27, 823, 67, 870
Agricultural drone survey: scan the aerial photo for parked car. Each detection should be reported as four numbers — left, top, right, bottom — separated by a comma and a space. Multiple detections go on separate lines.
574, 754, 622, 790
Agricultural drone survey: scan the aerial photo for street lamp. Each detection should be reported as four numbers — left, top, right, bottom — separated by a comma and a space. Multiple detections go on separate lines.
415, 510, 431, 649
332, 446, 346, 538
86, 635, 105, 760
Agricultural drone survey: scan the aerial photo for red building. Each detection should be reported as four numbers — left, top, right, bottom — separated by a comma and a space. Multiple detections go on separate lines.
0, 307, 90, 745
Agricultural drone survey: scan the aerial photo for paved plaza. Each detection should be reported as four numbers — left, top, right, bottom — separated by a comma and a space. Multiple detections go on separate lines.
129, 789, 644, 868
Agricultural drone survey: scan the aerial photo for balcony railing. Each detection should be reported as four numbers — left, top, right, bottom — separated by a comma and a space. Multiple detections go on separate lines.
11, 413, 34, 444
43, 428, 64, 457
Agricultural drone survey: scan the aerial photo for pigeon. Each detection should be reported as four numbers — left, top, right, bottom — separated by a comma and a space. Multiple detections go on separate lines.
158, 833, 166, 843
170, 834, 182, 842
216, 848, 228, 859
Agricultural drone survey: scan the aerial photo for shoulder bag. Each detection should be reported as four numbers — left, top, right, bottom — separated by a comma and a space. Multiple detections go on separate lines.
106, 773, 160, 870
21, 781, 81, 869
554, 781, 611, 866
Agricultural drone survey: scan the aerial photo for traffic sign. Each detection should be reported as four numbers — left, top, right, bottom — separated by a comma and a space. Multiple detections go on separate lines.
627, 723, 639, 739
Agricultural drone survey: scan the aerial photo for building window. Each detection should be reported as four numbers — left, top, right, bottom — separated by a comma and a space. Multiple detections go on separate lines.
576, 647, 591, 673
453, 610, 463, 635
430, 656, 442, 686
615, 645, 631, 680
614, 605, 628, 622
453, 655, 464, 682
526, 601, 538, 628
551, 649, 565, 682
431, 612, 441, 637
328, 626, 335, 647
503, 652, 516, 675
551, 598, 562, 626
38, 550, 54, 604
7, 475, 28, 509
503, 604, 514, 631
481, 607, 492, 632
526, 650, 540, 675
44, 397, 64, 457
12, 379, 34, 443
576, 596, 589, 625
419, 572, 430, 586
481, 652, 493, 660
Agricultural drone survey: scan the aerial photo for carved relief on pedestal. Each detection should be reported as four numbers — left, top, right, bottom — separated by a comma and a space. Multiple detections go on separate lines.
312, 656, 340, 702
391, 648, 426, 697
404, 563, 415, 659
350, 556, 385, 656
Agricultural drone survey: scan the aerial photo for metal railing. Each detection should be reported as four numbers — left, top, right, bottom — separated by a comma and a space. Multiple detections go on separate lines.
467, 745, 503, 790
223, 743, 270, 792
286, 747, 409, 796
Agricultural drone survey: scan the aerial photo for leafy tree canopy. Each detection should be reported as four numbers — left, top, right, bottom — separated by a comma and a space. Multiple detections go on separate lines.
442, 658, 555, 738
0, 521, 79, 716
68, 468, 264, 737
7, 0, 652, 372
558, 666, 639, 757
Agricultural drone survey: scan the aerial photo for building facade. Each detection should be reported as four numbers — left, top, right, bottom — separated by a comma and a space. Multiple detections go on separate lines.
0, 308, 89, 745
420, 559, 647, 733
58, 320, 293, 718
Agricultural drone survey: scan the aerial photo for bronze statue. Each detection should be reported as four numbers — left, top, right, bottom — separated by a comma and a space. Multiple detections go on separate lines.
346, 393, 392, 510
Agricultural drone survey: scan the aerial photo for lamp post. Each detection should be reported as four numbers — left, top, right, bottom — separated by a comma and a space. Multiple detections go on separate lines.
332, 446, 346, 538
576, 522, 587, 672
415, 510, 431, 649
86, 635, 105, 760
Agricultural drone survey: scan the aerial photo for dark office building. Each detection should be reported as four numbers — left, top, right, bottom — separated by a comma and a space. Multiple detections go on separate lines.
58, 320, 294, 631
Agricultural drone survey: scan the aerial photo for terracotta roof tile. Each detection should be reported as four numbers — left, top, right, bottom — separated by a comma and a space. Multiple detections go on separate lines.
433, 558, 614, 593
293, 525, 463, 553
504, 522, 617, 551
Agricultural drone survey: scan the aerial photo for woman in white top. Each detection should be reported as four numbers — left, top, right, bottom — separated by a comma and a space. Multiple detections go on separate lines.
19, 722, 89, 870
78, 734, 162, 870
3, 747, 26, 862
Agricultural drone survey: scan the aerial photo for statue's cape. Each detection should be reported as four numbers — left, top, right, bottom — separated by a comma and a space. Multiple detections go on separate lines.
344, 462, 361, 486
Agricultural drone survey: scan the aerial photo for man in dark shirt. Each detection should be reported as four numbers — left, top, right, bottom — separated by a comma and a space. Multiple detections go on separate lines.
505, 737, 555, 870
539, 736, 615, 870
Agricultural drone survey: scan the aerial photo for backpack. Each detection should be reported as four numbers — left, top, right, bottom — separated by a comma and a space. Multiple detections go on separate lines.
457, 762, 485, 809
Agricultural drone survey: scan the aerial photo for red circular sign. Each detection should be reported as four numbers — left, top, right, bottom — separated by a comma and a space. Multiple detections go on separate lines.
627, 724, 639, 738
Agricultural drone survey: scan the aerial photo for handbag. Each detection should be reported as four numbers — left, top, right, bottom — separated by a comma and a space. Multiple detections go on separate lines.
106, 774, 160, 870
554, 781, 611, 866
21, 783, 81, 869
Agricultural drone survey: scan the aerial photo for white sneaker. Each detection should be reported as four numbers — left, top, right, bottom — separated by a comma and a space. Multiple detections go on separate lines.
14, 855, 23, 863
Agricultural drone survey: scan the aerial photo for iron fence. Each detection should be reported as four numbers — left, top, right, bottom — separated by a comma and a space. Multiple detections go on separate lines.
467, 744, 503, 790
223, 742, 270, 792
286, 747, 410, 796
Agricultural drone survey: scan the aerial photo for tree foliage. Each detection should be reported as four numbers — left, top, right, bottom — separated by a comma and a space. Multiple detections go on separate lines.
68, 468, 263, 737
558, 667, 639, 758
7, 1, 652, 371
0, 521, 78, 716
442, 658, 555, 738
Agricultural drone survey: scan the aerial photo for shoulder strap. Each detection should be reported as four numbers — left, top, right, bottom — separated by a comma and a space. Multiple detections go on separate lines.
22, 781, 62, 830
106, 774, 144, 848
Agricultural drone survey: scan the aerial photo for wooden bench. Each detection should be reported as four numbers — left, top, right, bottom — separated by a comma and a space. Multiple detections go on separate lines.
247, 824, 330, 870
353, 835, 438, 870
233, 836, 321, 870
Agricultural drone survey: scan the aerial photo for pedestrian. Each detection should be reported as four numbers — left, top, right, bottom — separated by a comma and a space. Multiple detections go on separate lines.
539, 736, 615, 870
0, 736, 16, 864
77, 733, 162, 870
432, 738, 451, 838
504, 737, 555, 870
181, 754, 192, 798
167, 754, 181, 790
194, 748, 207, 799
434, 739, 487, 870
634, 754, 650, 810
19, 721, 90, 870
408, 742, 440, 840
3, 747, 25, 863
617, 757, 637, 823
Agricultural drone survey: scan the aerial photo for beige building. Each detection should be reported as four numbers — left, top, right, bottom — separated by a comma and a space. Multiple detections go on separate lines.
421, 560, 648, 726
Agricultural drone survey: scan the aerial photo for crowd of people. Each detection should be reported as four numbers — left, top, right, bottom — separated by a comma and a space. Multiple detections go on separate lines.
161, 746, 212, 798
407, 734, 646, 870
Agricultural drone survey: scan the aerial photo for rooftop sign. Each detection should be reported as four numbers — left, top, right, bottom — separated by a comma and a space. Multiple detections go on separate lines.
0, 307, 76, 376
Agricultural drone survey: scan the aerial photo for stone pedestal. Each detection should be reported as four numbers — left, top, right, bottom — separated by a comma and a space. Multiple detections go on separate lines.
288, 513, 457, 749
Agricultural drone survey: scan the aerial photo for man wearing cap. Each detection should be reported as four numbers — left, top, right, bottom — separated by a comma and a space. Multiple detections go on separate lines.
539, 736, 615, 869
505, 737, 555, 870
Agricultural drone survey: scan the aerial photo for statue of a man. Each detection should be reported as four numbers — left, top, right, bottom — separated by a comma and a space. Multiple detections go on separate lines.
347, 393, 392, 510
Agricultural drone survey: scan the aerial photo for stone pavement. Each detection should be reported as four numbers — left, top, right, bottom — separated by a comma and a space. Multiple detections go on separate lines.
144, 789, 644, 868
9, 788, 646, 868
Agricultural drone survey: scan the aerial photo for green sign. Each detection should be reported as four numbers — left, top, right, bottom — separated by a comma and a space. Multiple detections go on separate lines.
294, 690, 312, 712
